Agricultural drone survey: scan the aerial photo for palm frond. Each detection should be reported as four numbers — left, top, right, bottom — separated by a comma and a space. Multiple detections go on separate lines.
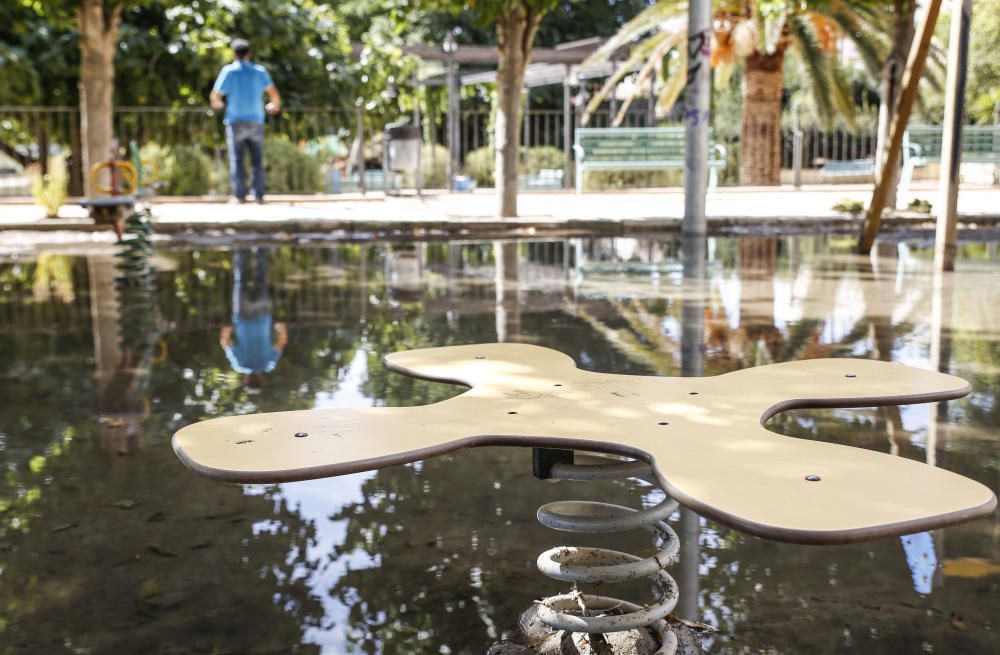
789, 13, 837, 123
657, 49, 688, 115
826, 9, 886, 77
583, 0, 688, 66
582, 32, 678, 124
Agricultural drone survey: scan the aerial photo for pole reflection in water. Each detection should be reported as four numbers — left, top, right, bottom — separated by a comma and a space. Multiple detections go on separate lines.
677, 233, 706, 623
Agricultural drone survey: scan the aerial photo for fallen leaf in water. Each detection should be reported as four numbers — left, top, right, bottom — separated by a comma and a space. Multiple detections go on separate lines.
138, 578, 161, 601
148, 545, 178, 558
50, 522, 77, 533
950, 613, 968, 631
145, 511, 165, 522
942, 557, 1000, 579
112, 499, 137, 510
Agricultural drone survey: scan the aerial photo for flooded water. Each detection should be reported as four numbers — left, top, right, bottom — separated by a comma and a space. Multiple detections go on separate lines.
0, 234, 998, 654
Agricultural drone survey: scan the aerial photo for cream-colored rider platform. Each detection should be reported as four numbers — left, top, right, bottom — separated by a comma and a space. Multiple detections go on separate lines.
173, 343, 996, 544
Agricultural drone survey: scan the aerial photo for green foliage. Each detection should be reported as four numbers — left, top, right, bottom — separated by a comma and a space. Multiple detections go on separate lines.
584, 168, 683, 191
416, 143, 450, 188
832, 197, 865, 214
30, 155, 68, 217
967, 0, 1000, 124
465, 146, 494, 186
465, 145, 565, 186
907, 198, 932, 214
263, 137, 323, 194
140, 142, 217, 196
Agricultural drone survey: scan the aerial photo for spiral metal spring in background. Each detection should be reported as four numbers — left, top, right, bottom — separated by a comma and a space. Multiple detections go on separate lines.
535, 454, 681, 655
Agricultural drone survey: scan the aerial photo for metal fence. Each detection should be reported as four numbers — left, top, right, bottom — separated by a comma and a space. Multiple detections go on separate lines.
3, 105, 996, 198
1, 106, 354, 197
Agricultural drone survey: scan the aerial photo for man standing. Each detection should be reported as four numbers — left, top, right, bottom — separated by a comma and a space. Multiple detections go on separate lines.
210, 38, 281, 204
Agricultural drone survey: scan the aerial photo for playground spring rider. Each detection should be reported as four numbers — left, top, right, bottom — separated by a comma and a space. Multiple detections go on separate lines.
172, 343, 997, 652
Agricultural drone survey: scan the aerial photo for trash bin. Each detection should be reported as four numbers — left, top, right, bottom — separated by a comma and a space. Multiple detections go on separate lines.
383, 123, 421, 173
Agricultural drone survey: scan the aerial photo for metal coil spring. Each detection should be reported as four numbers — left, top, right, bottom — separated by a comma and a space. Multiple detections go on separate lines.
535, 455, 680, 655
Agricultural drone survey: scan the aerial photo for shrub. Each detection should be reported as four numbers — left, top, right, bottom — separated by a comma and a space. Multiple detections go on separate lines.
411, 144, 450, 189
463, 146, 567, 187
30, 155, 68, 218
465, 146, 494, 186
139, 142, 216, 196
583, 169, 682, 190
263, 137, 323, 194
832, 198, 865, 214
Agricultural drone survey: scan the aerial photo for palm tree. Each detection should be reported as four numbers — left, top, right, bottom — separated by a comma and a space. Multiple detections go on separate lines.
582, 1, 888, 186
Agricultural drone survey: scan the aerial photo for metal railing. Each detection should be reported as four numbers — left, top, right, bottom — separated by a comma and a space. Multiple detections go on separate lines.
3, 105, 997, 198
1, 106, 354, 197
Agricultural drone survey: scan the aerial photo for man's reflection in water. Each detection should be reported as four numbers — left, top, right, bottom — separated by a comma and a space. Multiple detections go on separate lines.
220, 248, 287, 389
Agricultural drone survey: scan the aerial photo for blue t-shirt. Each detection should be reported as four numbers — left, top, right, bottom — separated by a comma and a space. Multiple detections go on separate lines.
224, 315, 281, 374
213, 61, 274, 125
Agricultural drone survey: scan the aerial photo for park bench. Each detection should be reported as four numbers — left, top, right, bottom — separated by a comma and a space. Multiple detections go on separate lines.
819, 140, 928, 190
905, 125, 1000, 166
573, 127, 727, 195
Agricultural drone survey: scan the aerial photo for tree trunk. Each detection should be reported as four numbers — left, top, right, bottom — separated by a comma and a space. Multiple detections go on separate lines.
78, 1, 121, 197
875, 0, 916, 209
495, 7, 542, 217
739, 50, 785, 186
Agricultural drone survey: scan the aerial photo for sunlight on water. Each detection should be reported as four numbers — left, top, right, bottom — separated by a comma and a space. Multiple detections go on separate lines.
0, 235, 997, 654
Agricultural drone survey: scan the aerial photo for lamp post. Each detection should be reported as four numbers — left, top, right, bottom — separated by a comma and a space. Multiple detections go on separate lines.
443, 32, 459, 189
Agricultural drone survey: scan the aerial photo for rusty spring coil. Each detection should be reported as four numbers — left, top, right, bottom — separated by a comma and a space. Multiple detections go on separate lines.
535, 455, 680, 654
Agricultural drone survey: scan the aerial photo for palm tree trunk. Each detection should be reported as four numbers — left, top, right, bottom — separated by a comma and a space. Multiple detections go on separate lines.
740, 50, 785, 186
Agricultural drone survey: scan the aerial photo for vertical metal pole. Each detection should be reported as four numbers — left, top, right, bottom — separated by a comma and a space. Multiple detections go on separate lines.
444, 59, 457, 191
608, 62, 619, 124
683, 0, 712, 237
792, 105, 803, 189
446, 60, 460, 189
413, 74, 423, 196
522, 87, 530, 149
993, 100, 1000, 185
934, 0, 972, 272
646, 74, 656, 127
563, 75, 572, 189
355, 98, 366, 195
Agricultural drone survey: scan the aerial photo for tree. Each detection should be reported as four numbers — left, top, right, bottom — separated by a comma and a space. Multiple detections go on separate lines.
76, 0, 123, 196
583, 1, 889, 186
874, 1, 915, 210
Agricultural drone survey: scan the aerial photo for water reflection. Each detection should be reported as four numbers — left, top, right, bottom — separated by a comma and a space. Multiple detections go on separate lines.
0, 234, 997, 654
222, 247, 288, 389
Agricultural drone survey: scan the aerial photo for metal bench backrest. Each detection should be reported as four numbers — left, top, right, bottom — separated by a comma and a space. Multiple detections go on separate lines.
577, 128, 707, 163
907, 125, 1000, 163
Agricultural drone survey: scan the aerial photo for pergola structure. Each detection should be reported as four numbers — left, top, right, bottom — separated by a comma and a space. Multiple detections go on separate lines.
399, 38, 634, 188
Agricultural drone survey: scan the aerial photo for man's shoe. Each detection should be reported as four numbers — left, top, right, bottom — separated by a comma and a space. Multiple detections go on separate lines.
255, 196, 265, 205
228, 197, 246, 205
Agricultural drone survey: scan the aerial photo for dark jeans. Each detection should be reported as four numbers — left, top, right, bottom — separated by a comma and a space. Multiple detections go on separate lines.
232, 248, 271, 319
226, 121, 265, 200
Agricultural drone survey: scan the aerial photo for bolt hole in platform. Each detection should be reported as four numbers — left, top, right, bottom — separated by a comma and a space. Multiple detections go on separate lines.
508, 411, 518, 415
688, 391, 699, 395
845, 373, 857, 378
657, 421, 669, 426
475, 355, 485, 360
294, 432, 309, 438
805, 474, 822, 482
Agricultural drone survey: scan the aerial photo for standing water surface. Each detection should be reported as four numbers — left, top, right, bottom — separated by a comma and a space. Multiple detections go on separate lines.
0, 235, 997, 654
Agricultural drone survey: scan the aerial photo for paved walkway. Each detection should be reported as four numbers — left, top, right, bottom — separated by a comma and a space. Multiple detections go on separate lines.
2, 184, 999, 251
